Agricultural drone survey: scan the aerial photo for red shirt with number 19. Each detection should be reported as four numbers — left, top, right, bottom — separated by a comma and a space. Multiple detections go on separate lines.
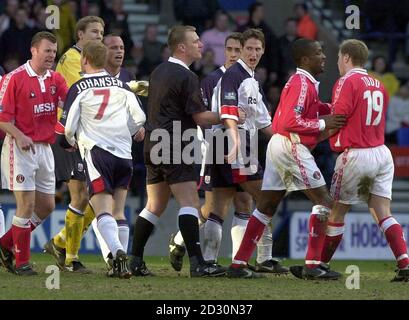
0, 61, 68, 144
329, 68, 389, 152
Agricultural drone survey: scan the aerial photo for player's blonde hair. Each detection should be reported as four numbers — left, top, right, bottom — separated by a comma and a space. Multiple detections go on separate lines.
339, 39, 369, 67
75, 16, 105, 41
82, 41, 107, 69
167, 25, 196, 54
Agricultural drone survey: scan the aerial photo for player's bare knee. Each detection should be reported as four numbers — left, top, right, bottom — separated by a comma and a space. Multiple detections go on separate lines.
329, 210, 347, 223
178, 197, 200, 212
70, 193, 89, 211
145, 201, 166, 216
256, 203, 275, 217
39, 201, 55, 216
234, 199, 252, 213
113, 212, 126, 220
16, 201, 35, 217
200, 204, 211, 220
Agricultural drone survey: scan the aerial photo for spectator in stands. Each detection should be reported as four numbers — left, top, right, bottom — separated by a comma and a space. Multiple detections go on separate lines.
193, 48, 217, 79
238, 2, 279, 83
0, 0, 19, 37
131, 43, 150, 79
386, 81, 409, 144
266, 85, 281, 117
87, 2, 101, 17
255, 66, 269, 93
103, 0, 133, 59
49, 0, 76, 56
201, 11, 231, 67
0, 6, 37, 66
25, 0, 45, 28
160, 43, 171, 62
142, 24, 163, 72
2, 55, 19, 73
32, 6, 48, 33
294, 3, 318, 40
278, 17, 298, 85
173, 0, 220, 35
369, 55, 400, 97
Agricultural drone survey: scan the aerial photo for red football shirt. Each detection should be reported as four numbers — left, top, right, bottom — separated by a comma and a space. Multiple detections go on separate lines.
0, 61, 68, 143
330, 68, 389, 152
272, 68, 330, 149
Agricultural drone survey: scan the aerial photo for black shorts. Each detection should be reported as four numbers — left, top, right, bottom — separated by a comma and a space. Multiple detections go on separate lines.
144, 137, 197, 185
52, 143, 86, 182
145, 163, 196, 185
83, 146, 133, 197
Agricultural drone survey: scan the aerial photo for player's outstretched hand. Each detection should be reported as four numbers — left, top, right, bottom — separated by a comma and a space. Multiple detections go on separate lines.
17, 134, 35, 154
321, 114, 346, 129
134, 127, 145, 142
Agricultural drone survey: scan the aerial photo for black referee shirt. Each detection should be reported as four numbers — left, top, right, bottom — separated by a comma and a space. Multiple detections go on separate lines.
146, 60, 207, 134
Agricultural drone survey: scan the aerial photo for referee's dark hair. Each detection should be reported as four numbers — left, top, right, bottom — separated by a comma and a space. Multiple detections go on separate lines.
291, 38, 317, 66
31, 31, 57, 48
168, 25, 196, 54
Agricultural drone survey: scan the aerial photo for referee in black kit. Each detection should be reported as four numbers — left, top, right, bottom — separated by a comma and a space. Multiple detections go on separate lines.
129, 25, 227, 277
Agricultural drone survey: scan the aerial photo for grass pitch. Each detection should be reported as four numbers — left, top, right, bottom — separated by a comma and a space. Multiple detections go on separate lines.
0, 254, 408, 300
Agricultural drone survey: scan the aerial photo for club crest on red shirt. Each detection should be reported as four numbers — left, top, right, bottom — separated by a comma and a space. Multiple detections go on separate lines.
294, 105, 304, 114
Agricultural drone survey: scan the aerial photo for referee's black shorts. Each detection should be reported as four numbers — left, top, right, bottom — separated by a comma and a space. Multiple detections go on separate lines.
144, 138, 197, 185
52, 143, 86, 182
145, 163, 197, 185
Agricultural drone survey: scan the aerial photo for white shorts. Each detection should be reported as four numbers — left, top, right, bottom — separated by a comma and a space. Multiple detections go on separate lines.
262, 134, 326, 191
1, 135, 55, 194
330, 145, 393, 204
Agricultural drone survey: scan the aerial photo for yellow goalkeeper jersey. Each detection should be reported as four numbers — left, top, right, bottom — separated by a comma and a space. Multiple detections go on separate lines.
56, 45, 82, 88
